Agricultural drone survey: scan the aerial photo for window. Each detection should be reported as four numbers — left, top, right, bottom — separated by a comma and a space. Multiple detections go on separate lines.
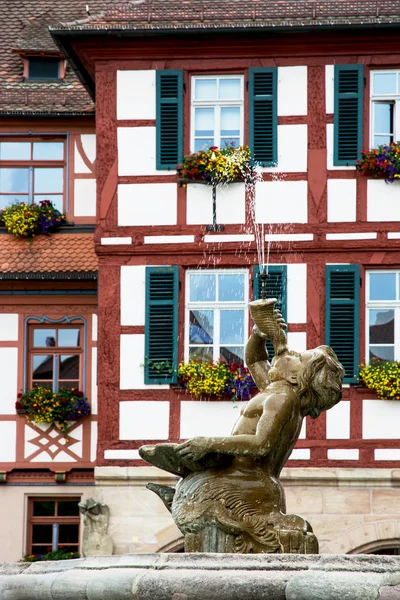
366, 271, 400, 362
27, 497, 80, 555
185, 270, 248, 364
0, 139, 65, 212
370, 70, 400, 147
191, 76, 244, 152
28, 323, 83, 392
27, 57, 60, 80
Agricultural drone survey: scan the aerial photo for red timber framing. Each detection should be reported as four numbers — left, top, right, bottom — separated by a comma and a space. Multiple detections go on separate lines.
70, 27, 400, 469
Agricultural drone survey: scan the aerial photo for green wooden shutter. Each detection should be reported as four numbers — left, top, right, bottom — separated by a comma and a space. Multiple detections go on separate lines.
333, 65, 364, 166
253, 265, 287, 360
144, 266, 179, 384
156, 70, 183, 170
248, 68, 277, 167
325, 265, 360, 383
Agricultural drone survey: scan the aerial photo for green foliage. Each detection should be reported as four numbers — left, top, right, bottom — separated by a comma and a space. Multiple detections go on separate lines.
0, 199, 66, 238
359, 359, 400, 399
22, 549, 80, 562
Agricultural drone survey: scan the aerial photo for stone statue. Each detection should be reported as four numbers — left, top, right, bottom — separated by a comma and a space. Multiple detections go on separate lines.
140, 298, 344, 554
78, 498, 113, 557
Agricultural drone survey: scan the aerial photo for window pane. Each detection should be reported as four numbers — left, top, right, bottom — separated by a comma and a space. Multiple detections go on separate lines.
220, 310, 244, 345
59, 355, 79, 380
32, 524, 53, 544
189, 310, 214, 344
194, 107, 214, 138
33, 501, 55, 517
369, 273, 396, 300
0, 142, 30, 160
220, 107, 240, 139
374, 103, 394, 135
0, 194, 27, 209
195, 79, 217, 100
369, 309, 394, 344
189, 346, 213, 362
58, 524, 79, 544
374, 135, 392, 146
58, 381, 80, 391
57, 501, 79, 517
34, 168, 63, 193
0, 168, 29, 192
194, 139, 214, 152
369, 346, 394, 361
31, 545, 52, 555
28, 58, 59, 79
220, 138, 240, 149
373, 72, 397, 95
33, 143, 64, 161
189, 274, 216, 302
220, 346, 243, 364
32, 355, 53, 380
219, 78, 241, 100
34, 194, 63, 213
33, 329, 56, 348
58, 329, 80, 348
218, 273, 245, 302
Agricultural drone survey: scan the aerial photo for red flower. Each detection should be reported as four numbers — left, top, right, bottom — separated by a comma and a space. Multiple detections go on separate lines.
17, 392, 22, 398
74, 391, 84, 398
15, 401, 22, 410
61, 398, 68, 405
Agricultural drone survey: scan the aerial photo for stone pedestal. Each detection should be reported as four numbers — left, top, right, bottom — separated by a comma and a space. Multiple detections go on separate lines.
2, 554, 400, 599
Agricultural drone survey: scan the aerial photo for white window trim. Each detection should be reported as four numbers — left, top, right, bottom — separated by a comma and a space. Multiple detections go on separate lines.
190, 75, 244, 153
370, 70, 400, 148
365, 270, 400, 363
185, 268, 249, 363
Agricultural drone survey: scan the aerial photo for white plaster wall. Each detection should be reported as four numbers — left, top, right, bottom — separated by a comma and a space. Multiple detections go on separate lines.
92, 314, 98, 342
367, 180, 400, 221
327, 179, 357, 222
287, 264, 307, 323
287, 332, 307, 353
288, 449, 310, 460
118, 183, 177, 226
91, 421, 97, 462
120, 401, 170, 440
180, 401, 244, 438
74, 135, 96, 174
117, 70, 156, 120
278, 67, 307, 116
327, 449, 359, 460
255, 180, 308, 223
186, 183, 245, 225
91, 347, 97, 414
120, 266, 146, 326
0, 348, 18, 414
0, 314, 18, 341
363, 400, 400, 439
74, 179, 96, 217
118, 127, 172, 176
120, 334, 169, 390
262, 125, 307, 173
326, 124, 356, 171
0, 421, 16, 461
75, 142, 90, 174
375, 449, 400, 460
104, 449, 141, 459
325, 65, 334, 114
326, 400, 350, 439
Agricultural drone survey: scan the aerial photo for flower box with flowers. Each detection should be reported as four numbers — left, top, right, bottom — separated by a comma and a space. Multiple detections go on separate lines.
0, 199, 66, 238
177, 359, 257, 402
177, 145, 257, 187
359, 358, 400, 400
15, 386, 90, 438
357, 143, 400, 183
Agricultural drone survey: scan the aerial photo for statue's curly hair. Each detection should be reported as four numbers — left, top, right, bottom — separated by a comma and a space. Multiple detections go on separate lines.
296, 346, 344, 419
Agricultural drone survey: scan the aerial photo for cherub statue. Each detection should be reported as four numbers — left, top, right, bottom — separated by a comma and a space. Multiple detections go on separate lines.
78, 498, 113, 557
140, 300, 344, 553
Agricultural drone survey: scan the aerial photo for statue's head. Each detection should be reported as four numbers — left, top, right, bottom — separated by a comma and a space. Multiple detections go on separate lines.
269, 352, 302, 386
296, 346, 344, 419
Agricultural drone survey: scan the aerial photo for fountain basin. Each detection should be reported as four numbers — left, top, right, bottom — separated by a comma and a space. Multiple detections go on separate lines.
1, 553, 400, 599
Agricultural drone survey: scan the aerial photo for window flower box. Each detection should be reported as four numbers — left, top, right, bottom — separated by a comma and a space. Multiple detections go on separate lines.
15, 386, 90, 438
359, 359, 400, 400
357, 143, 400, 183
0, 199, 66, 238
177, 360, 256, 402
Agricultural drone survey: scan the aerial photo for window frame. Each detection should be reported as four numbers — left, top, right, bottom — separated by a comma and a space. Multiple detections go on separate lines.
185, 268, 249, 364
190, 74, 244, 152
24, 316, 87, 394
0, 136, 67, 213
365, 270, 400, 363
27, 496, 81, 556
370, 69, 400, 148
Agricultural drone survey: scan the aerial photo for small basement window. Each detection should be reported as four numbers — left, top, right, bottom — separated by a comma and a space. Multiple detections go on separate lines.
27, 57, 60, 80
